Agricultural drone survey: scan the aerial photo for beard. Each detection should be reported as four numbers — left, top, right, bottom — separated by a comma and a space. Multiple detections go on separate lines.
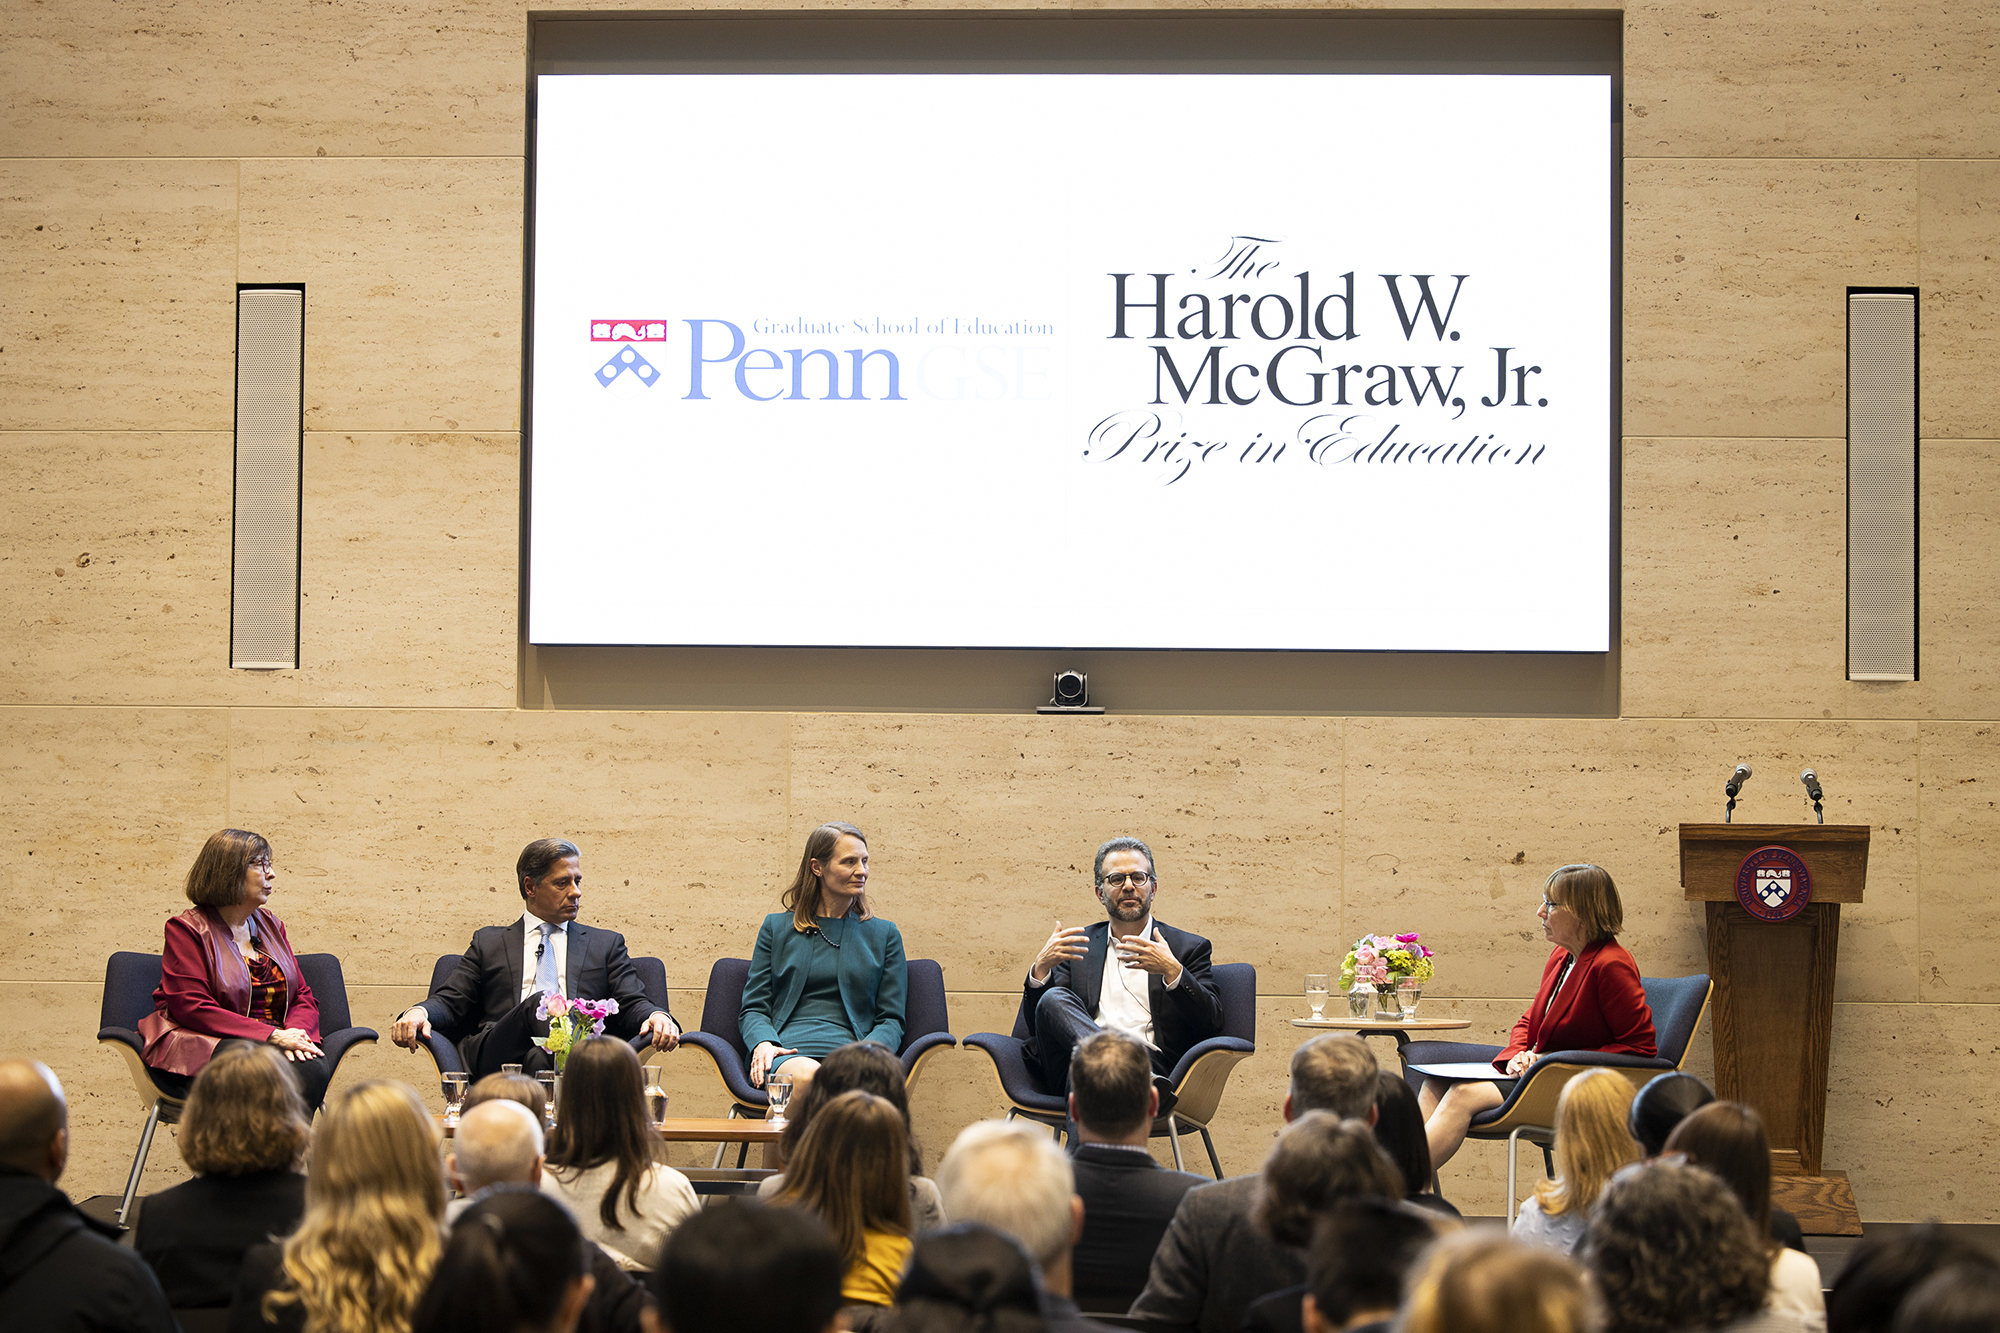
1102, 891, 1152, 923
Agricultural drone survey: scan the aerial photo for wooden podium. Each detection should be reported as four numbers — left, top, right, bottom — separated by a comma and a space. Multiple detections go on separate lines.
1680, 823, 1867, 1234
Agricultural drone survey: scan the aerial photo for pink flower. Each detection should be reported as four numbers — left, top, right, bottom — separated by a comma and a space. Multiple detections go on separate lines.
1395, 933, 1421, 945
535, 992, 572, 1022
1354, 944, 1379, 966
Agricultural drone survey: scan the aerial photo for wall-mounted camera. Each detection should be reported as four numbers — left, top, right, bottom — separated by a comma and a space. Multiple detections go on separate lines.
1037, 669, 1103, 714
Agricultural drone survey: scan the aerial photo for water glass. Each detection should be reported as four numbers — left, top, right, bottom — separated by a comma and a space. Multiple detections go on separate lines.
1397, 978, 1423, 1020
1304, 974, 1330, 1018
501, 1063, 523, 1076
536, 1070, 559, 1129
766, 1073, 795, 1128
1346, 986, 1372, 1019
643, 1068, 669, 1130
440, 1071, 468, 1127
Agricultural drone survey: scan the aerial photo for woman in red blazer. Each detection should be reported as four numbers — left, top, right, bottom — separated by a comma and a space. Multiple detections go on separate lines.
137, 829, 331, 1108
1419, 863, 1656, 1172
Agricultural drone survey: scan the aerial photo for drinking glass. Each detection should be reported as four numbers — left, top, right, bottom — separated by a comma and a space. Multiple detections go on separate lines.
1346, 985, 1372, 1019
501, 1063, 523, 1077
643, 1067, 669, 1130
536, 1070, 559, 1129
440, 1071, 468, 1127
1397, 978, 1423, 1021
766, 1072, 795, 1129
1304, 974, 1331, 1018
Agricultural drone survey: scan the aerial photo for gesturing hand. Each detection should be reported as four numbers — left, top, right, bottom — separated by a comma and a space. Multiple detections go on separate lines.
1112, 926, 1180, 983
1030, 921, 1090, 984
749, 1041, 796, 1088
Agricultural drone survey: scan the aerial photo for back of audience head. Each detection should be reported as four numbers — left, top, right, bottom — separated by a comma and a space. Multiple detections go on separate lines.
1402, 1232, 1600, 1333
178, 1040, 311, 1177
1627, 1071, 1713, 1157
464, 1070, 549, 1125
1581, 1159, 1766, 1333
648, 1197, 845, 1333
412, 1186, 593, 1333
1533, 1068, 1639, 1220
1069, 1030, 1155, 1140
1662, 1100, 1776, 1242
1828, 1222, 2000, 1333
935, 1119, 1077, 1271
1302, 1197, 1438, 1333
451, 1097, 545, 1194
545, 1036, 656, 1231
779, 1040, 924, 1174
892, 1224, 1049, 1333
0, 1058, 67, 1181
1370, 1072, 1434, 1198
1253, 1110, 1405, 1247
1289, 1035, 1379, 1122
1891, 1263, 2000, 1333
779, 1089, 914, 1264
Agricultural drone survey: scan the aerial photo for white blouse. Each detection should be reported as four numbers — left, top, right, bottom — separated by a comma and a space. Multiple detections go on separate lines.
540, 1158, 699, 1270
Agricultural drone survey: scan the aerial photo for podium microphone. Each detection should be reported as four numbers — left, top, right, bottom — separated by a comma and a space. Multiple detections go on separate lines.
1724, 764, 1752, 822
1801, 768, 1825, 824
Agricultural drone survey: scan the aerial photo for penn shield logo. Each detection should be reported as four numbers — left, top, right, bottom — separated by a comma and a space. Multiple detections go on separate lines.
592, 319, 666, 388
1734, 845, 1812, 922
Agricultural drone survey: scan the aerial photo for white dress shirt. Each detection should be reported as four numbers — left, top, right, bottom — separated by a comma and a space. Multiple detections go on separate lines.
520, 913, 569, 1001
1028, 917, 1183, 1051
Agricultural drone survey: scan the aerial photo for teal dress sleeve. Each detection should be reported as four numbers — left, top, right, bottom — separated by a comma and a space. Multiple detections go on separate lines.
854, 919, 906, 1052
738, 914, 786, 1052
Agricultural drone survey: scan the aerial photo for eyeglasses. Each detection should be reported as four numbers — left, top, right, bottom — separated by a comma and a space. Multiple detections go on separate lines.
250, 857, 273, 872
1539, 897, 1564, 913
1101, 872, 1154, 889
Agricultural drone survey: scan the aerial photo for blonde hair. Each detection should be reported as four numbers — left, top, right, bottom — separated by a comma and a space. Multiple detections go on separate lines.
780, 822, 874, 933
1531, 1069, 1641, 1218
1401, 1232, 1601, 1333
267, 1080, 445, 1333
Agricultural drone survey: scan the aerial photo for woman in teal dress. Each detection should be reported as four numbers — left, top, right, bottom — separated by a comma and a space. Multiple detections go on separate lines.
740, 821, 907, 1110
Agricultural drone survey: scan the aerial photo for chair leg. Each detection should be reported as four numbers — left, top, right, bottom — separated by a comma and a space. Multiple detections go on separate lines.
1506, 1127, 1530, 1226
118, 1102, 163, 1226
1166, 1116, 1185, 1171
715, 1104, 742, 1169
1199, 1126, 1223, 1179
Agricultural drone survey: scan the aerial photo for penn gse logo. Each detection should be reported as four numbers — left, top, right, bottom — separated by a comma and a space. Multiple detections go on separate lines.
592, 319, 667, 387
1734, 845, 1812, 922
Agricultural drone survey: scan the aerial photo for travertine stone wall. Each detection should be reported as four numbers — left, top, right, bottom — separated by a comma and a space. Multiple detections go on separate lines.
1, 0, 1994, 1220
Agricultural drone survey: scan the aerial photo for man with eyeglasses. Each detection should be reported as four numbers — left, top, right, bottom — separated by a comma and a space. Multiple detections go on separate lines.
1019, 836, 1224, 1108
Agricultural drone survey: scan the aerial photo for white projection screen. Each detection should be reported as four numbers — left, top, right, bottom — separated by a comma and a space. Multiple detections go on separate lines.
526, 18, 1618, 664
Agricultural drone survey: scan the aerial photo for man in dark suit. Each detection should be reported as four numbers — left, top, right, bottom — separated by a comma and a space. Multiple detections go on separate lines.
1130, 1035, 1378, 1333
390, 838, 678, 1076
1066, 1031, 1207, 1315
1019, 837, 1224, 1103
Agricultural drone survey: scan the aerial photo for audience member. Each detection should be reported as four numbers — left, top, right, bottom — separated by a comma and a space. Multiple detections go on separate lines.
541, 1037, 698, 1270
1062, 1031, 1205, 1312
445, 1098, 644, 1333
759, 1040, 944, 1232
1238, 1122, 1422, 1333
1826, 1223, 2000, 1333
1402, 1231, 1601, 1333
1664, 1102, 1825, 1329
1295, 1199, 1439, 1333
775, 1089, 915, 1310
1368, 1073, 1459, 1217
1582, 1159, 1807, 1333
463, 1069, 549, 1123
413, 1186, 595, 1333
229, 1078, 446, 1333
893, 1223, 1051, 1333
1889, 1263, 2000, 1333
934, 1119, 1112, 1332
1512, 1068, 1639, 1254
136, 1041, 311, 1309
646, 1198, 846, 1333
1627, 1070, 1713, 1156
0, 1058, 177, 1331
1131, 1035, 1378, 1333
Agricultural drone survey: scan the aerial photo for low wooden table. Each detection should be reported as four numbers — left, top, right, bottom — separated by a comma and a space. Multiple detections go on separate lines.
1288, 1016, 1472, 1066
681, 1167, 780, 1197
440, 1113, 782, 1160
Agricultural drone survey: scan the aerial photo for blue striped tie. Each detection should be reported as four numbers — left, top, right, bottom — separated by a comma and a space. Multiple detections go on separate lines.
535, 922, 562, 998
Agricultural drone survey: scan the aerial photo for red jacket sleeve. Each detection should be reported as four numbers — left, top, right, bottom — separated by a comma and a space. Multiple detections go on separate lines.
1587, 945, 1656, 1057
159, 915, 280, 1044
268, 916, 322, 1041
1496, 948, 1566, 1069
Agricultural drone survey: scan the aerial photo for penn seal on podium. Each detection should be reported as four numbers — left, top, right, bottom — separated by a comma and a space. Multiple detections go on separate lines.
1735, 845, 1812, 922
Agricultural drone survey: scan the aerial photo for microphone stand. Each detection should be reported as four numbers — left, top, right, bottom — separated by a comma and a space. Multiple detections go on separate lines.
1810, 796, 1824, 824
1724, 793, 1737, 823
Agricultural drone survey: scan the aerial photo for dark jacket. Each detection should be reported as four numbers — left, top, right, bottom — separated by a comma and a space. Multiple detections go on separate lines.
228, 1241, 304, 1333
0, 1169, 178, 1333
1020, 920, 1224, 1073
419, 919, 667, 1067
136, 1168, 306, 1308
1069, 1143, 1206, 1315
1130, 1173, 1304, 1333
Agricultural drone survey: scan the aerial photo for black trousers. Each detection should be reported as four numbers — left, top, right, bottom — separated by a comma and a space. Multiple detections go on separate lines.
460, 992, 558, 1078
1028, 985, 1172, 1094
150, 1048, 333, 1111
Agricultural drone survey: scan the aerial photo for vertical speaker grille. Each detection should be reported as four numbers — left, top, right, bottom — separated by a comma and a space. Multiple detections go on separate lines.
232, 287, 304, 670
1847, 291, 1917, 681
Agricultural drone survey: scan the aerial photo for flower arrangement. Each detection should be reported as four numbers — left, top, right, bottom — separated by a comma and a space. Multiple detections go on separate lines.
533, 993, 619, 1070
1340, 932, 1436, 992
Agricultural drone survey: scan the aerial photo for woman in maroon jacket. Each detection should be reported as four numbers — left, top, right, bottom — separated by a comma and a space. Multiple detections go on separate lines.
1419, 863, 1655, 1172
136, 829, 331, 1108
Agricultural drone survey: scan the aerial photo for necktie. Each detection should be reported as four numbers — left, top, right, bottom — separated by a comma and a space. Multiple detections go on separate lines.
536, 922, 563, 998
